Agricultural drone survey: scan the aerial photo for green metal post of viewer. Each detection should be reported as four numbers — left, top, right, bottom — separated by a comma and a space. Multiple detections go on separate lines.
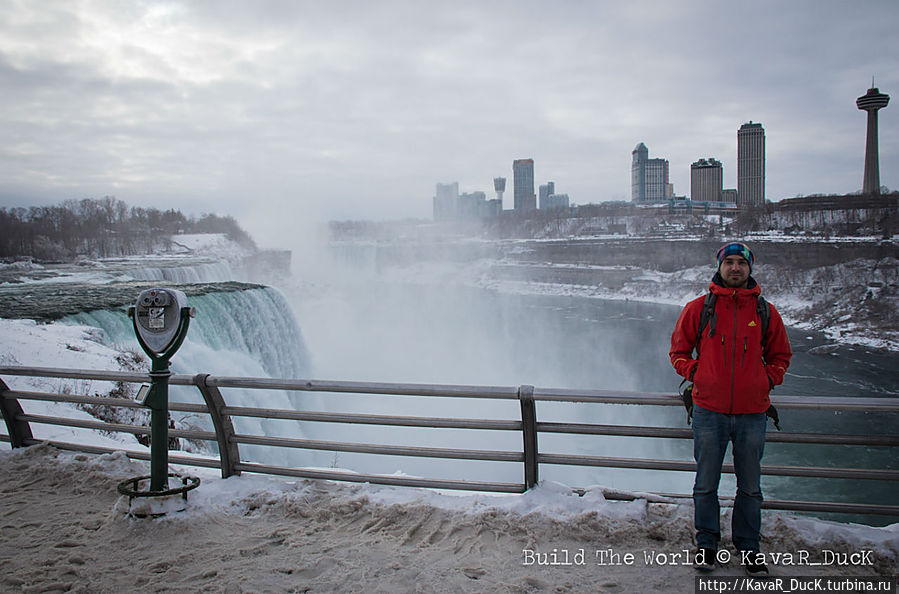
127, 288, 196, 495
146, 355, 173, 491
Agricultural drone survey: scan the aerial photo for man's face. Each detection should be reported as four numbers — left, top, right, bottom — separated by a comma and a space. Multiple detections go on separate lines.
719, 255, 750, 288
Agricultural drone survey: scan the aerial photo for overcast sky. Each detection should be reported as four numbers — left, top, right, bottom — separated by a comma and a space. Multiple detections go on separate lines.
1, 0, 897, 246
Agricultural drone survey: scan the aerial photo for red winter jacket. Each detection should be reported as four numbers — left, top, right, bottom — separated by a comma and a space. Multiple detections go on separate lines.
669, 277, 792, 414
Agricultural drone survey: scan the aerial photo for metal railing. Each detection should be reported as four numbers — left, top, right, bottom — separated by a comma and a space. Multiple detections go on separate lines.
2, 365, 898, 517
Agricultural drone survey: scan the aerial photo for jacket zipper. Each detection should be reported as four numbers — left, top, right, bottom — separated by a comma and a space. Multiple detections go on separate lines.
729, 291, 738, 413
742, 337, 747, 368
721, 334, 726, 368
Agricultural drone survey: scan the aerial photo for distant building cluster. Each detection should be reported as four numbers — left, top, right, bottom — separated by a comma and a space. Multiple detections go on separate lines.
432, 158, 570, 221
539, 181, 569, 210
432, 182, 501, 220
632, 122, 766, 211
432, 85, 889, 221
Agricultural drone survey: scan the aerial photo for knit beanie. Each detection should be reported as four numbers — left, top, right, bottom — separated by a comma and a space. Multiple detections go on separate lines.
716, 242, 754, 272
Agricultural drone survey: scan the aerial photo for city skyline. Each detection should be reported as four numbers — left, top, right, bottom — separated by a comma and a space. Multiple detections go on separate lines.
0, 1, 896, 247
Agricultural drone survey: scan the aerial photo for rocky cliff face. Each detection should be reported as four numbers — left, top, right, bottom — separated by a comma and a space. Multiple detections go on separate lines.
760, 255, 899, 347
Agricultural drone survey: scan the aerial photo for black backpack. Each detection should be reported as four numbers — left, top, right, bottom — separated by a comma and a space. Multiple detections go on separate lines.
680, 291, 780, 429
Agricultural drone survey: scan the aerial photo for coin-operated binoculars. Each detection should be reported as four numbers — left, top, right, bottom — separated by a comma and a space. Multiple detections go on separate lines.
123, 288, 198, 506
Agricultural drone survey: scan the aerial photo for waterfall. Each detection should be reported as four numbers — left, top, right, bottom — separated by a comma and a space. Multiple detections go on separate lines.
124, 261, 235, 284
65, 286, 309, 379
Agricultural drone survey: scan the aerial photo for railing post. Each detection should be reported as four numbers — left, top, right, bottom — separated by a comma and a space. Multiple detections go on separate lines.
518, 384, 538, 489
194, 374, 241, 478
0, 379, 33, 449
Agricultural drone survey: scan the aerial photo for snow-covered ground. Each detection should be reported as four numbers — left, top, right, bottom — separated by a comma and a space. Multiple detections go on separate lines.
1, 442, 897, 592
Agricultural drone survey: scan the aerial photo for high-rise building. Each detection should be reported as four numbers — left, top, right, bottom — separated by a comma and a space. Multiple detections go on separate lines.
722, 188, 738, 205
631, 143, 670, 202
458, 191, 487, 219
513, 159, 536, 211
737, 122, 766, 207
632, 143, 647, 202
544, 193, 570, 210
433, 182, 459, 221
691, 158, 723, 203
857, 85, 890, 195
538, 181, 555, 209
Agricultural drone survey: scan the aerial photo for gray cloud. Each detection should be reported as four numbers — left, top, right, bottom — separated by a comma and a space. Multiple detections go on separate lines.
0, 0, 896, 244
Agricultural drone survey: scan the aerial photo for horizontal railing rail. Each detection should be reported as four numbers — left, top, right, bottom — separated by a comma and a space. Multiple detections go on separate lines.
2, 365, 898, 517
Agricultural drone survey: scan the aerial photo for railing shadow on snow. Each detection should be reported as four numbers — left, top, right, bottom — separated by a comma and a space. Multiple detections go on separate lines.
1, 365, 898, 518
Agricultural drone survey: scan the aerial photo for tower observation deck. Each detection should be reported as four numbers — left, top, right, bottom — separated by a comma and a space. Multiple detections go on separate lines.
856, 86, 890, 195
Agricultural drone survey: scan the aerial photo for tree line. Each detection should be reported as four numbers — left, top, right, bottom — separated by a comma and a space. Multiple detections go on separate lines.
0, 196, 256, 260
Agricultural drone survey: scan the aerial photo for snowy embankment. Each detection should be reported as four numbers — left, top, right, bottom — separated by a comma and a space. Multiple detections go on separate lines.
1, 444, 897, 593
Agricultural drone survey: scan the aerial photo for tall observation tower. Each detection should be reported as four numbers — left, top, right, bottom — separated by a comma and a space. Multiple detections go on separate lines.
494, 177, 506, 207
856, 84, 890, 195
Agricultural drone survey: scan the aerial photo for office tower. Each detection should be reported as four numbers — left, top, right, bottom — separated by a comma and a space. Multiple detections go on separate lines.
631, 143, 670, 202
538, 181, 555, 209
493, 177, 506, 208
513, 159, 536, 211
544, 193, 570, 209
433, 182, 459, 221
722, 188, 738, 205
631, 143, 648, 201
856, 85, 891, 195
458, 191, 487, 219
691, 158, 723, 203
737, 122, 766, 206
646, 159, 670, 201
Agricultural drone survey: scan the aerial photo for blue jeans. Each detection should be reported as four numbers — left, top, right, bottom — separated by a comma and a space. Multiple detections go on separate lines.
692, 404, 767, 552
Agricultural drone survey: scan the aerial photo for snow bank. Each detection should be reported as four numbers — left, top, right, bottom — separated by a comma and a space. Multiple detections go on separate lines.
0, 318, 125, 392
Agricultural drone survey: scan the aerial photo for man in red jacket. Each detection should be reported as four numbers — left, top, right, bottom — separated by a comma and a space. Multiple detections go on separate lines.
670, 242, 792, 575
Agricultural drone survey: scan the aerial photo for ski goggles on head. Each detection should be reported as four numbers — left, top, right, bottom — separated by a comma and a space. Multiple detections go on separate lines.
716, 242, 754, 270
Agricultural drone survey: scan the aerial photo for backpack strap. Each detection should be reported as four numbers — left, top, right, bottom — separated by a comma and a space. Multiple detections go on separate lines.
756, 295, 781, 431
756, 295, 770, 344
684, 292, 717, 414
696, 292, 717, 354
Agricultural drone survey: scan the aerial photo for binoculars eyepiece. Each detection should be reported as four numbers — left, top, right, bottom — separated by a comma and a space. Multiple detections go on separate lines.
140, 289, 172, 308
128, 288, 194, 359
